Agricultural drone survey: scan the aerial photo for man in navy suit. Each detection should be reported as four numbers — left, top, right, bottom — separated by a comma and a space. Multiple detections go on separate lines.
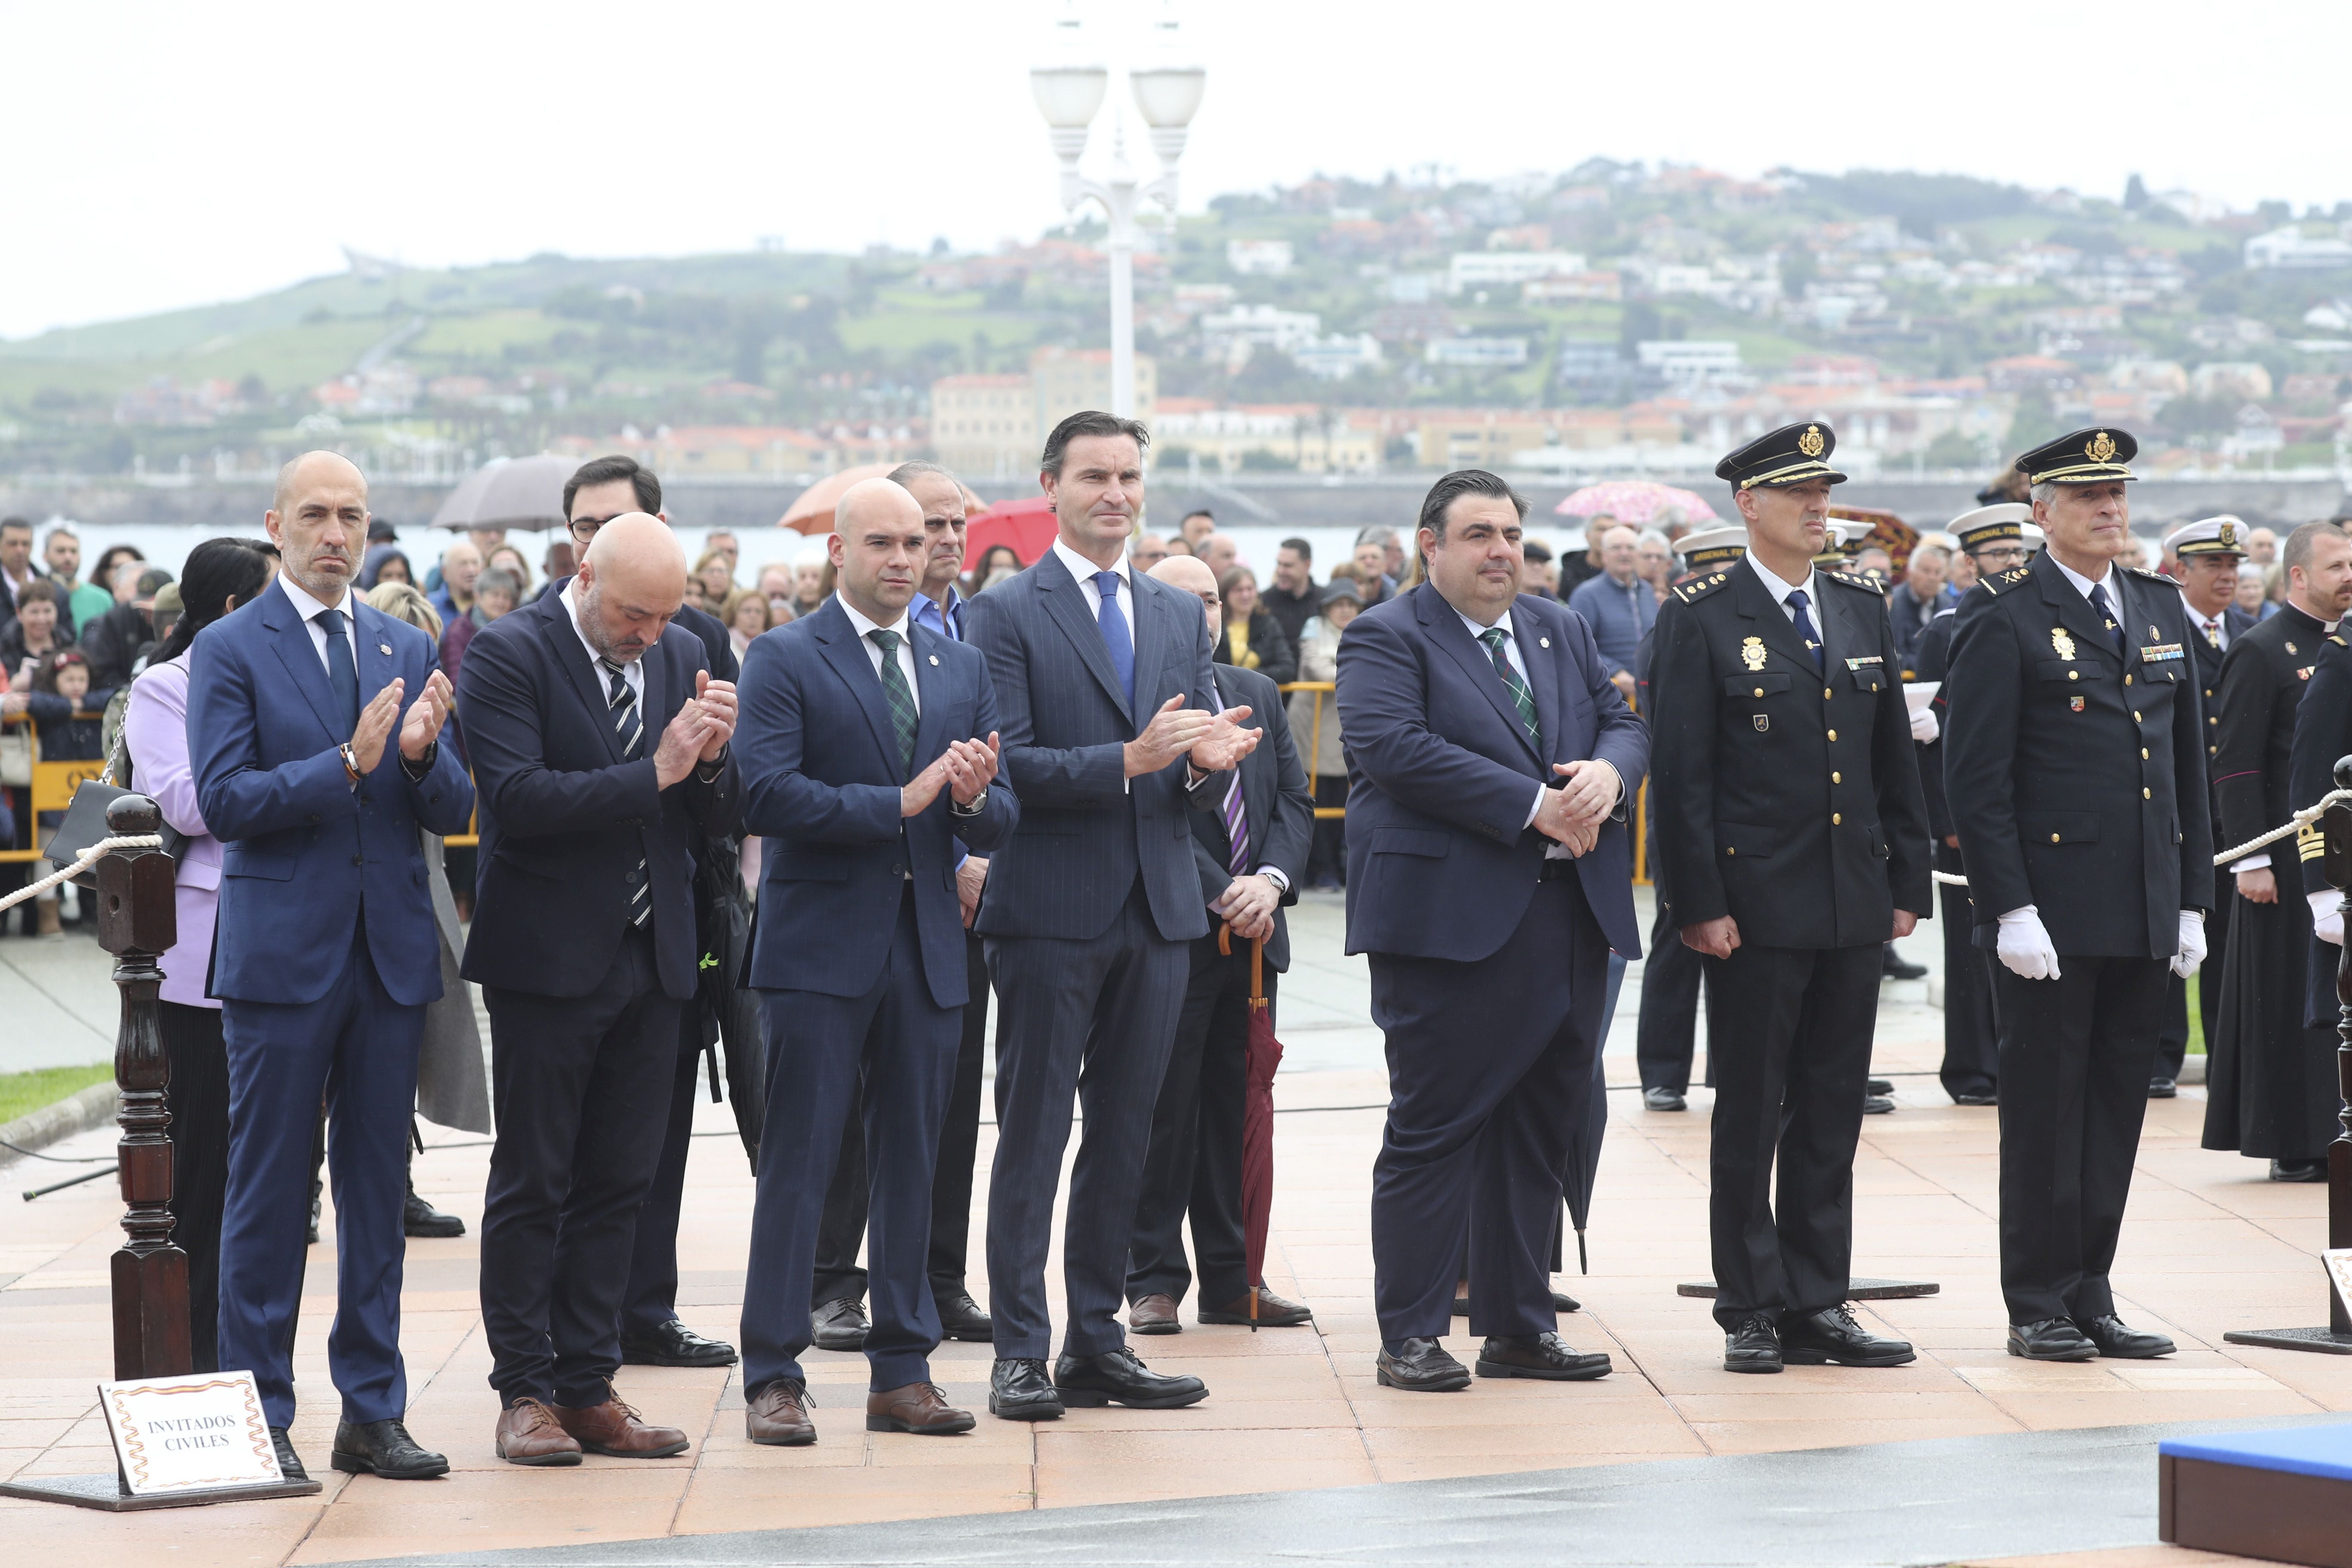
732, 478, 1015, 1444
965, 410, 1260, 1421
458, 513, 740, 1466
1335, 468, 1646, 1393
189, 450, 473, 1482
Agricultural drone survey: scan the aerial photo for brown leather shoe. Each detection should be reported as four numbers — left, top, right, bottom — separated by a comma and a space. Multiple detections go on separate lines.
494, 1398, 583, 1467
1128, 1293, 1181, 1335
548, 1390, 689, 1458
745, 1378, 816, 1446
865, 1381, 976, 1435
1198, 1288, 1314, 1327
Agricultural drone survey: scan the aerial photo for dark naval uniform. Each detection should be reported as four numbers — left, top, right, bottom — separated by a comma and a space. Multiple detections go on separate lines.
2204, 600, 2339, 1169
1650, 424, 1930, 1359
1944, 429, 2210, 1351
2164, 585, 2252, 1086
2291, 632, 2352, 1040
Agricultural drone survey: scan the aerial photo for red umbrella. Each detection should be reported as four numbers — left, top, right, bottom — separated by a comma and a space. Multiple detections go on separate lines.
965, 495, 1061, 567
1222, 925, 1285, 1329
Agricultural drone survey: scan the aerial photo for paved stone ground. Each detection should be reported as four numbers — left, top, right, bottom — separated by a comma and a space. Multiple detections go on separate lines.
0, 892, 2337, 1566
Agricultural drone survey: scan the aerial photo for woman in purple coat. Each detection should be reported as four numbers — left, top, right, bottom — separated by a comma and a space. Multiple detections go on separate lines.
122, 536, 279, 1372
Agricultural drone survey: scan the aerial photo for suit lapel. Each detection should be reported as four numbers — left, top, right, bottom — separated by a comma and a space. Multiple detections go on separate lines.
1035, 550, 1134, 724
545, 594, 627, 764
812, 600, 906, 779
1418, 585, 1540, 764
262, 581, 352, 744
909, 620, 950, 769
2035, 554, 2124, 670
1730, 558, 1822, 674
349, 601, 400, 710
1211, 669, 1267, 861
1512, 600, 1560, 761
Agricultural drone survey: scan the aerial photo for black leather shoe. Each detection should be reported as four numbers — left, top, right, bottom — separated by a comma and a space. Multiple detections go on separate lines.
2149, 1075, 2178, 1099
1199, 1287, 1314, 1326
1867, 1078, 1894, 1096
2272, 1158, 2327, 1183
330, 1418, 450, 1479
1054, 1347, 1208, 1409
936, 1286, 995, 1343
1863, 1094, 1896, 1115
1476, 1332, 1611, 1381
1643, 1086, 1687, 1111
2076, 1314, 2176, 1359
1883, 947, 1927, 980
621, 1318, 738, 1367
270, 1425, 309, 1484
2007, 1317, 2098, 1361
1724, 1315, 1783, 1373
810, 1296, 869, 1351
403, 1187, 466, 1239
1451, 1287, 1580, 1316
1375, 1337, 1471, 1391
988, 1357, 1063, 1421
1954, 1091, 1999, 1107
1781, 1305, 1915, 1367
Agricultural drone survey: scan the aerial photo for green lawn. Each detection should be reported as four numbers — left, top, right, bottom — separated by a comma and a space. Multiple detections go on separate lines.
0, 1063, 112, 1127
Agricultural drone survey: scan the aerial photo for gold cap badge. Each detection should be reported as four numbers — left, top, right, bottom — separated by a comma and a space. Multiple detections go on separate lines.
1798, 425, 1825, 458
2087, 430, 2116, 464
2219, 521, 2237, 548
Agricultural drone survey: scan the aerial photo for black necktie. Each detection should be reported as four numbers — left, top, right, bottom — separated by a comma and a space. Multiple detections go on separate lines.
2089, 582, 2125, 657
1786, 589, 1824, 674
318, 607, 360, 729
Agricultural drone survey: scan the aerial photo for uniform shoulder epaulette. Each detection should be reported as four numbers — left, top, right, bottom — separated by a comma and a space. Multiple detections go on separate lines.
2123, 564, 2172, 583
1822, 569, 1883, 594
1980, 565, 2032, 597
2332, 634, 2347, 649
1670, 570, 1734, 606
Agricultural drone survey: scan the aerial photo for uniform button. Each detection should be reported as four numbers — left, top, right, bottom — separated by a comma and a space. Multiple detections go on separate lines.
1824, 686, 1834, 700
1827, 729, 1838, 741
1831, 771, 1842, 784
890, 863, 905, 877
1832, 812, 1842, 825
1753, 687, 1764, 697
2133, 710, 2143, 722
2210, 744, 2218, 755
2068, 670, 2079, 681
2125, 674, 2133, 685
1725, 846, 1736, 856
2142, 787, 2151, 799
351, 854, 364, 867
2051, 833, 2061, 843
2141, 748, 2150, 760
2209, 715, 2218, 724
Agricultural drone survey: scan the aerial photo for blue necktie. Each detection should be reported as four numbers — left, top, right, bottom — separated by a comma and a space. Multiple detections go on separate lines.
1092, 570, 1136, 710
2089, 582, 2125, 657
318, 606, 361, 729
1785, 589, 1824, 674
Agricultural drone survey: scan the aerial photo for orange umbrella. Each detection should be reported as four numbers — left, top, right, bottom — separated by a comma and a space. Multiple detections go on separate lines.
777, 463, 898, 534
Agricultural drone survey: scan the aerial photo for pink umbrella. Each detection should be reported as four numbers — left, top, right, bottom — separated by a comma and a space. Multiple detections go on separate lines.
1554, 481, 1720, 528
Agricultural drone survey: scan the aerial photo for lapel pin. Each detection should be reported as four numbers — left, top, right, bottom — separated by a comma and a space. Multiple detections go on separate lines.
928, 654, 939, 665
379, 643, 392, 655
1539, 637, 1551, 648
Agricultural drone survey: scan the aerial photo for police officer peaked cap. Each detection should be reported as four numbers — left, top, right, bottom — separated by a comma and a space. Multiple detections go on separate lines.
1715, 422, 1847, 490
1948, 502, 2032, 552
2016, 427, 2137, 486
2163, 514, 2249, 559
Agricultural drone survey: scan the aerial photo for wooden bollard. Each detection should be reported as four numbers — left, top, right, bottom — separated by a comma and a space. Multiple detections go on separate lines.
98, 793, 188, 1381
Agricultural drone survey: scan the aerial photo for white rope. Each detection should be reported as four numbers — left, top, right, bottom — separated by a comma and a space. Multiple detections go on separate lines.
0, 835, 163, 912
1931, 789, 2352, 887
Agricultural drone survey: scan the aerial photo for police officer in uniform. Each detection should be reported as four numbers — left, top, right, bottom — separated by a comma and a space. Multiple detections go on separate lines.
2206, 520, 2352, 1181
1633, 526, 1747, 1111
1914, 506, 2039, 1106
2157, 517, 2254, 1096
1651, 422, 1931, 1374
1944, 428, 2207, 1362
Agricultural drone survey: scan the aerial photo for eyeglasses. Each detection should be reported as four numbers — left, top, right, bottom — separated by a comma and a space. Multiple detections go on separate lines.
569, 514, 626, 544
1972, 547, 2029, 568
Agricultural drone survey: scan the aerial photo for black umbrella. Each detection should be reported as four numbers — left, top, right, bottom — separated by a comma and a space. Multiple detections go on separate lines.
430, 453, 578, 533
692, 833, 766, 1165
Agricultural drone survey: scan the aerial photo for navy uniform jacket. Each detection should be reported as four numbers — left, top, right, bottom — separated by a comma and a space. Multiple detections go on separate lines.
1335, 582, 1646, 963
456, 591, 741, 1001
2211, 603, 2326, 867
2289, 631, 2352, 899
734, 597, 1016, 1009
1649, 556, 1930, 950
1944, 552, 2213, 957
1915, 607, 1958, 842
190, 579, 476, 1005
962, 550, 1227, 945
1191, 663, 1315, 973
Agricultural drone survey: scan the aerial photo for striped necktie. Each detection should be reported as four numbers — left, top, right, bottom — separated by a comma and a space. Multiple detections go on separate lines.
1218, 689, 1250, 875
1477, 627, 1540, 747
601, 658, 649, 928
869, 628, 918, 777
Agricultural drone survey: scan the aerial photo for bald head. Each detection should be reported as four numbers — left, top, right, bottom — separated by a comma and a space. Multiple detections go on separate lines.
831, 478, 926, 622
1198, 532, 1240, 582
266, 449, 370, 602
575, 512, 687, 664
1150, 554, 1223, 641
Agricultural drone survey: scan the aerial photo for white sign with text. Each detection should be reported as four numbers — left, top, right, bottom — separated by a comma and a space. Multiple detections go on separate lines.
99, 1371, 282, 1495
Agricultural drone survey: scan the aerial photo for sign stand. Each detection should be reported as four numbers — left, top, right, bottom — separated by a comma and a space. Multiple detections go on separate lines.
0, 801, 322, 1508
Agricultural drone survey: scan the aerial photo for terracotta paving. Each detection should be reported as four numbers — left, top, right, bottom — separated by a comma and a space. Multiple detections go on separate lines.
2, 914, 2343, 1564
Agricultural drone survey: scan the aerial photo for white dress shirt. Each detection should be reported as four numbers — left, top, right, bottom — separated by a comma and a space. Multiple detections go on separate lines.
2047, 551, 2114, 605
561, 579, 643, 708
1741, 550, 1822, 628
276, 571, 358, 677
834, 593, 921, 715
1053, 538, 1136, 644
1455, 604, 1614, 858
2194, 611, 2230, 651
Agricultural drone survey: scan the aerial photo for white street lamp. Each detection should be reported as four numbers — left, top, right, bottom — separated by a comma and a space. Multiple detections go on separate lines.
1030, 4, 1205, 419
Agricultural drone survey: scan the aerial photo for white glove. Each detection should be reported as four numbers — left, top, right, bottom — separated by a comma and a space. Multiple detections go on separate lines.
2171, 910, 2206, 979
2312, 891, 2345, 947
1909, 703, 1940, 743
1996, 905, 2062, 980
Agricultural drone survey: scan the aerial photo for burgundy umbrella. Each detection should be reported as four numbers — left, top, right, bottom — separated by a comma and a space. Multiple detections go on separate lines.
1222, 925, 1285, 1329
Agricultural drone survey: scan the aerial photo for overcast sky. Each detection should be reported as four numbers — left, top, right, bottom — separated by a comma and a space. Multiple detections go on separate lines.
8, 0, 2347, 341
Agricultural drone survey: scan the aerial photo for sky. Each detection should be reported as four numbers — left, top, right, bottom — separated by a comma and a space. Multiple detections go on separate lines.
7, 0, 2349, 341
